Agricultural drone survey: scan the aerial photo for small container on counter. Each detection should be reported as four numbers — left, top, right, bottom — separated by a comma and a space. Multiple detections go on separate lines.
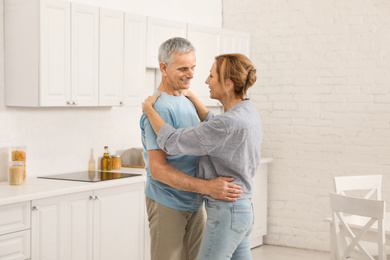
111, 155, 122, 170
10, 146, 26, 179
9, 161, 25, 185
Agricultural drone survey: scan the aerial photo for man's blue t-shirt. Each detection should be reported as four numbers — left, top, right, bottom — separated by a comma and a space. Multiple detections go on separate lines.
140, 90, 202, 211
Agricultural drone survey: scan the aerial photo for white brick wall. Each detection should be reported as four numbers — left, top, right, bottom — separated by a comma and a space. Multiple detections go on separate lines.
223, 0, 390, 251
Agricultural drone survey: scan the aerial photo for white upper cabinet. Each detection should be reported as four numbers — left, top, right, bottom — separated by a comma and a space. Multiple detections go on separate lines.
99, 9, 124, 106
5, 0, 100, 107
123, 14, 147, 106
71, 4, 99, 106
187, 24, 222, 107
221, 29, 253, 98
39, 0, 71, 106
146, 17, 187, 68
4, 0, 250, 107
5, 0, 70, 107
221, 29, 251, 58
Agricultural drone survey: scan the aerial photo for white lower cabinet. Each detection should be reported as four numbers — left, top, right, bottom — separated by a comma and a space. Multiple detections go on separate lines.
93, 184, 145, 260
0, 202, 31, 260
31, 182, 145, 260
250, 162, 269, 248
31, 191, 93, 259
0, 230, 30, 260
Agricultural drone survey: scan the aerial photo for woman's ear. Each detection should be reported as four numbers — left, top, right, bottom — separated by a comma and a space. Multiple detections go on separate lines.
225, 79, 234, 92
159, 62, 168, 76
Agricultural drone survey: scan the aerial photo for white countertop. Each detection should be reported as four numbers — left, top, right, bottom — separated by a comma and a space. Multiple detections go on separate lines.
0, 168, 147, 206
0, 158, 273, 207
261, 157, 273, 164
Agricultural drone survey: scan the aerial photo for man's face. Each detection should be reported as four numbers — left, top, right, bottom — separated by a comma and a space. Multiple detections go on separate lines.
163, 51, 196, 91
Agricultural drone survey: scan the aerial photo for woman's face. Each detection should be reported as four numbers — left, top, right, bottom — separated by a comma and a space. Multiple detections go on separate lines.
205, 62, 225, 101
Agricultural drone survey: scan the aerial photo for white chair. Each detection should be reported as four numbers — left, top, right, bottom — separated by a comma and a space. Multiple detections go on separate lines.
334, 175, 382, 200
329, 192, 387, 260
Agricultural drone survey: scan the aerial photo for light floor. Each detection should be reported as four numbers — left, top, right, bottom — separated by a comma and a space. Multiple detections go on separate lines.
251, 245, 330, 260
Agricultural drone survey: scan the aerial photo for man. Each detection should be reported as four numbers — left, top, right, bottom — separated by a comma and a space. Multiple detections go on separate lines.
140, 37, 241, 260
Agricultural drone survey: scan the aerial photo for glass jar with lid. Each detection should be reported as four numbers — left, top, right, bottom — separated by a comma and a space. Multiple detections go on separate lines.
9, 161, 24, 185
10, 146, 26, 179
111, 155, 121, 170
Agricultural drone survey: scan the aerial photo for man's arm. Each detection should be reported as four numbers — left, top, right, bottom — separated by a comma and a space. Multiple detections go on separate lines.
148, 149, 242, 201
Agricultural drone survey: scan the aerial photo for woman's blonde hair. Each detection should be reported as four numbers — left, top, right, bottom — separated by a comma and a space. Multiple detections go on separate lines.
214, 53, 257, 99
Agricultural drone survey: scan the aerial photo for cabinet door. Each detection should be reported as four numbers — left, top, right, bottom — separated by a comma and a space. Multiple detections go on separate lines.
0, 230, 30, 260
93, 183, 145, 260
146, 17, 187, 68
221, 29, 252, 98
31, 191, 93, 260
71, 4, 99, 106
99, 8, 124, 106
187, 24, 221, 107
0, 201, 30, 236
39, 0, 71, 107
249, 163, 268, 248
221, 29, 251, 58
123, 14, 147, 106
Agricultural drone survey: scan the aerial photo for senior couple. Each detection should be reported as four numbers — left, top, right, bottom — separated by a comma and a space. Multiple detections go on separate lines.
140, 37, 262, 260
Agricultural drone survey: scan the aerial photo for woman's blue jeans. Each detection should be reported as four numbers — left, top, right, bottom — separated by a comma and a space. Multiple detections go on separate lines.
197, 198, 254, 260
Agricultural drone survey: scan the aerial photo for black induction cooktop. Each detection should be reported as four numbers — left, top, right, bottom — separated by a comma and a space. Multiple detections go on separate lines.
38, 171, 142, 182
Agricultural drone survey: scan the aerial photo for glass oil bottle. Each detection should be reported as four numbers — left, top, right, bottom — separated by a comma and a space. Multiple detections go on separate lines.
100, 146, 111, 171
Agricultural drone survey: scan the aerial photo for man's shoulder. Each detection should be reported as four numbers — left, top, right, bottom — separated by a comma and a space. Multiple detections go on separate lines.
154, 93, 189, 112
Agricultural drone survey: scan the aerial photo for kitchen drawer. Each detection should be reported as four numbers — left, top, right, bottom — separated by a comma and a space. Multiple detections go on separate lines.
0, 230, 31, 260
0, 202, 30, 235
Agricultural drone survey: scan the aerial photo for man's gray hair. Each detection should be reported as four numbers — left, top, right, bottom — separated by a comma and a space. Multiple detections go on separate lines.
158, 37, 196, 66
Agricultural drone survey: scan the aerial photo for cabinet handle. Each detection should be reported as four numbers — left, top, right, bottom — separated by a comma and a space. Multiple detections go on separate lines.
67, 101, 72, 106
119, 101, 124, 106
32, 206, 39, 211
72, 101, 77, 106
89, 195, 99, 200
95, 196, 100, 200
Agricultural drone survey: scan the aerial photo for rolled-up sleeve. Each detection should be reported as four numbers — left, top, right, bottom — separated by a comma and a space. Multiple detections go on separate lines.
157, 114, 227, 157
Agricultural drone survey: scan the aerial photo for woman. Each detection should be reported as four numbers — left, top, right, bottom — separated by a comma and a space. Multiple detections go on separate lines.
142, 53, 262, 260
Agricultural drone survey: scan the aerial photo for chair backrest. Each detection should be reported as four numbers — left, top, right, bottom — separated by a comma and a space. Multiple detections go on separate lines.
334, 175, 382, 200
329, 192, 386, 260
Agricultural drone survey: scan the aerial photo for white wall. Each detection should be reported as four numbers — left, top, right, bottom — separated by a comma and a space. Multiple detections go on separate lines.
0, 0, 222, 181
223, 0, 390, 252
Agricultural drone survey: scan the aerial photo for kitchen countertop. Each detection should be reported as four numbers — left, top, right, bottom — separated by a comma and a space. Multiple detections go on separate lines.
0, 167, 146, 206
0, 158, 273, 207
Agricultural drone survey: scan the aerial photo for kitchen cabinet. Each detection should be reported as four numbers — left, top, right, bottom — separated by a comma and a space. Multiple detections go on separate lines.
31, 183, 145, 260
221, 29, 254, 99
71, 3, 99, 106
123, 14, 147, 106
4, 0, 101, 107
5, 1, 250, 107
0, 201, 31, 260
250, 159, 272, 249
146, 17, 187, 68
187, 24, 222, 107
221, 29, 251, 58
98, 8, 124, 106
5, 0, 143, 107
5, 0, 70, 107
31, 191, 93, 259
100, 12, 147, 107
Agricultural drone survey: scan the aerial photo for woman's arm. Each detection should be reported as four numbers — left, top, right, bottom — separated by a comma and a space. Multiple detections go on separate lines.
182, 90, 210, 122
142, 92, 165, 135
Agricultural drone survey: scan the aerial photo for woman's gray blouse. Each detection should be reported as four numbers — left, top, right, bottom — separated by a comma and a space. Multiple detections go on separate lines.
157, 100, 263, 200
